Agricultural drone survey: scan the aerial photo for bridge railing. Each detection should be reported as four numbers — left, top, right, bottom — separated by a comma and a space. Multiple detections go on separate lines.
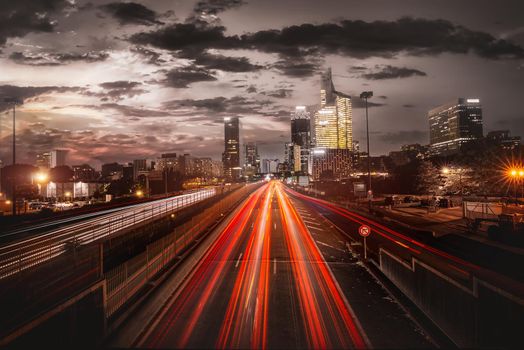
105, 184, 259, 318
0, 187, 218, 280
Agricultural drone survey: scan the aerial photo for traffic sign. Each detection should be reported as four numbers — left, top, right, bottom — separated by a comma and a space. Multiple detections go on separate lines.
359, 225, 371, 237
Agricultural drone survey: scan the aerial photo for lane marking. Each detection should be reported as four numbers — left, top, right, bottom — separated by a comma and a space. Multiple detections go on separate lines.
235, 252, 243, 268
307, 226, 324, 232
273, 258, 277, 274
274, 223, 277, 230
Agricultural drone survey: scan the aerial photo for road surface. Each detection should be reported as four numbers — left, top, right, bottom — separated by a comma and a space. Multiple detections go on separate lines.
135, 182, 432, 349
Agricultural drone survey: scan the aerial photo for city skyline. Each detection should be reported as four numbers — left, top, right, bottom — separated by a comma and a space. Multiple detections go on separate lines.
1, 0, 524, 167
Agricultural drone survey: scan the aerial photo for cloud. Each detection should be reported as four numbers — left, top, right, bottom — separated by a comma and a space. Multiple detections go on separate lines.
97, 81, 146, 101
271, 59, 322, 77
0, 0, 73, 45
188, 0, 246, 25
0, 85, 81, 111
402, 104, 416, 108
361, 65, 427, 80
163, 66, 217, 88
264, 89, 293, 99
378, 130, 428, 144
191, 52, 262, 72
9, 51, 109, 66
351, 98, 386, 109
131, 17, 524, 60
98, 2, 163, 26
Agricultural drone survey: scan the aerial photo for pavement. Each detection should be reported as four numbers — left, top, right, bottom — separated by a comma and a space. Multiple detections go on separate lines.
112, 181, 434, 349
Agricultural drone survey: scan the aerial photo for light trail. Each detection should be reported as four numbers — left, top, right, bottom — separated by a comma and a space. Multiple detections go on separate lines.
217, 181, 274, 349
0, 188, 217, 279
144, 185, 268, 348
276, 183, 368, 349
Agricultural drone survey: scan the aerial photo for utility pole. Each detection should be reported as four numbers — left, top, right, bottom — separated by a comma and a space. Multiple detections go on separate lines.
3, 98, 21, 216
360, 91, 373, 211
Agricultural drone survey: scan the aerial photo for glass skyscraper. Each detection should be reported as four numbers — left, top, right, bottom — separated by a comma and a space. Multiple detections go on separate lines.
428, 98, 483, 155
314, 68, 353, 150
222, 117, 240, 180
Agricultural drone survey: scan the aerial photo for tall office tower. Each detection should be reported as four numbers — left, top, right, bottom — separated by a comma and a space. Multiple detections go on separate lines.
291, 106, 312, 174
156, 153, 179, 172
36, 152, 51, 169
222, 117, 240, 181
50, 149, 68, 168
428, 98, 483, 155
244, 142, 260, 174
314, 68, 353, 149
132, 159, 147, 180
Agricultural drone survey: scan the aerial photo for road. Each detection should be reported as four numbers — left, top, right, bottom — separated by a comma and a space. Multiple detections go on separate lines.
0, 188, 216, 279
136, 182, 432, 349
288, 188, 524, 292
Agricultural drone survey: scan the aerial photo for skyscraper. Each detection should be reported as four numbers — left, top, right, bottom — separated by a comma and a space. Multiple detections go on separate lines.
314, 68, 353, 149
50, 149, 68, 168
222, 117, 240, 181
133, 159, 147, 180
291, 106, 312, 174
244, 142, 260, 175
36, 152, 51, 169
428, 98, 483, 155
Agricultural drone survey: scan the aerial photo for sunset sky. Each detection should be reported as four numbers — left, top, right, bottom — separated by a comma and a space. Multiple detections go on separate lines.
1, 0, 523, 168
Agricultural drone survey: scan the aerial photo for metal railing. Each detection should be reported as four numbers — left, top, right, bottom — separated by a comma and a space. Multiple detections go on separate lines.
0, 188, 218, 280
105, 184, 258, 318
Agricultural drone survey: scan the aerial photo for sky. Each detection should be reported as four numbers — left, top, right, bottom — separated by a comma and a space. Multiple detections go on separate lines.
0, 0, 523, 168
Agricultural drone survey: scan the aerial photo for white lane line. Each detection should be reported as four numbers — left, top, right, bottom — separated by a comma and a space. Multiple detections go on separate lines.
274, 223, 277, 230
235, 252, 243, 268
308, 226, 324, 232
302, 219, 321, 226
273, 258, 277, 274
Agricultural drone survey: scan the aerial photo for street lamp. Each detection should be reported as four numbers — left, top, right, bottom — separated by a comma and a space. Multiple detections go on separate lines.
360, 91, 373, 210
3, 97, 22, 215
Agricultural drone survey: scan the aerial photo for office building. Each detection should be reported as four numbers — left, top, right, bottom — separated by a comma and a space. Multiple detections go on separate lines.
428, 98, 483, 155
50, 149, 68, 168
312, 148, 353, 180
133, 159, 147, 180
291, 106, 312, 174
36, 152, 51, 169
314, 69, 353, 150
486, 130, 521, 150
244, 142, 260, 177
72, 164, 97, 182
222, 117, 241, 181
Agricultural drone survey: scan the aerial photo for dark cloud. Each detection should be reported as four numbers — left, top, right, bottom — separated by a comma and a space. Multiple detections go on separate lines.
8, 51, 109, 66
163, 66, 217, 88
97, 81, 146, 101
188, 0, 246, 25
402, 104, 416, 108
130, 23, 237, 52
0, 0, 73, 45
0, 85, 81, 111
130, 46, 165, 65
191, 52, 262, 72
98, 103, 172, 118
361, 65, 427, 80
246, 85, 257, 93
99, 2, 163, 26
131, 17, 524, 60
271, 60, 321, 77
378, 130, 428, 144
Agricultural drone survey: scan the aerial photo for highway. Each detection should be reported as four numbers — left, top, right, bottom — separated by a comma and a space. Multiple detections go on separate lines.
135, 182, 432, 349
0, 187, 216, 280
287, 188, 524, 292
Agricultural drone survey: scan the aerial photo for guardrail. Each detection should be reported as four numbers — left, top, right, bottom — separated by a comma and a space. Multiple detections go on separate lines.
105, 184, 258, 318
0, 187, 218, 280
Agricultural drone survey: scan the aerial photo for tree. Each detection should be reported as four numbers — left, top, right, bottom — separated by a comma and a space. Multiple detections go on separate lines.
416, 160, 442, 197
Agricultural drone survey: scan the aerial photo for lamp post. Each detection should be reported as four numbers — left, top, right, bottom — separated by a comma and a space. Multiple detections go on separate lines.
360, 91, 373, 210
3, 97, 22, 215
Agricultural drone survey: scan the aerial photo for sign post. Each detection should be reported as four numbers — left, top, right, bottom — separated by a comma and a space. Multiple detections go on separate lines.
359, 224, 371, 260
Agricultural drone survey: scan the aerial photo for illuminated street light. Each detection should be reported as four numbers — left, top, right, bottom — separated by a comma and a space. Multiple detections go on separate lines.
442, 167, 450, 174
35, 172, 48, 183
136, 190, 144, 197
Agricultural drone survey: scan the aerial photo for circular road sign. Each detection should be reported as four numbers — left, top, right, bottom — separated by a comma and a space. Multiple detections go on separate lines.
359, 225, 371, 237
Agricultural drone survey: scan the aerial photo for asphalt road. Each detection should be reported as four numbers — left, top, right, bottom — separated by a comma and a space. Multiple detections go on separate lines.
137, 182, 433, 349
288, 189, 524, 295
